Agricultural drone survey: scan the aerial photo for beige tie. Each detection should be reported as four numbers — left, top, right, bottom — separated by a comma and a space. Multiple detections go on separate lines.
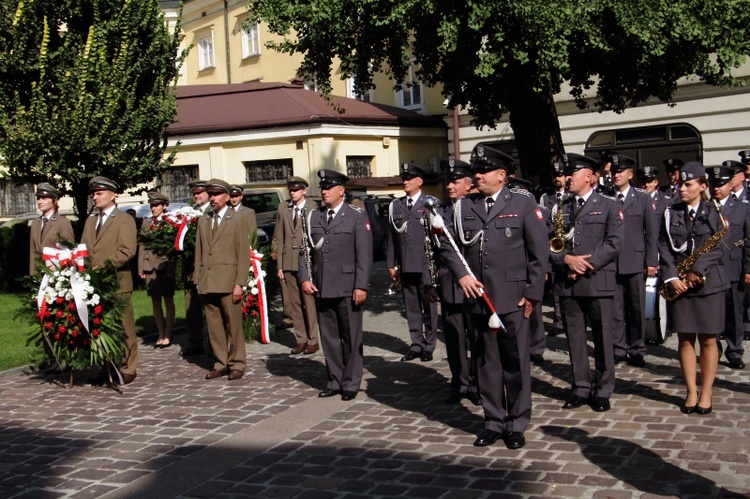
212, 213, 220, 239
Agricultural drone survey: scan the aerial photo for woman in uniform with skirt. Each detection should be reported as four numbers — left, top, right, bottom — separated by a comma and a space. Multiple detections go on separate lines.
138, 192, 177, 348
658, 162, 729, 415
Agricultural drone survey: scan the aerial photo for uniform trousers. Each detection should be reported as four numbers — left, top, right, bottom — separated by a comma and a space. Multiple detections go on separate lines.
723, 282, 746, 361
200, 292, 246, 373
185, 283, 205, 350
317, 296, 364, 393
529, 301, 546, 357
442, 302, 477, 395
474, 308, 531, 433
401, 272, 438, 354
283, 270, 319, 346
612, 272, 646, 358
118, 292, 138, 376
561, 296, 615, 399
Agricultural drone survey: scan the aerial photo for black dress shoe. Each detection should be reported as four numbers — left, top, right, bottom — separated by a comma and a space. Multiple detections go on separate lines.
503, 431, 526, 450
473, 429, 502, 447
401, 351, 420, 362
728, 358, 746, 369
318, 389, 340, 398
562, 394, 587, 409
341, 391, 357, 401
530, 354, 545, 364
695, 404, 712, 415
445, 392, 462, 404
627, 354, 646, 367
589, 397, 611, 412
420, 351, 433, 362
467, 392, 482, 406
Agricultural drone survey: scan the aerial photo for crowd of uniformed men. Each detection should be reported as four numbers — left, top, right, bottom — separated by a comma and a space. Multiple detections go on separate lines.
29, 146, 750, 450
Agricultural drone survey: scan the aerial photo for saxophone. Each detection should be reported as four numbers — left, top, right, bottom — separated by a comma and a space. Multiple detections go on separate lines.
549, 206, 567, 253
299, 206, 313, 285
659, 193, 728, 301
422, 210, 438, 290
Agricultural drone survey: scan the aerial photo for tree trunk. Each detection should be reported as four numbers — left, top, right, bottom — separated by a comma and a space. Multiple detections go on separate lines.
73, 190, 90, 242
505, 78, 564, 187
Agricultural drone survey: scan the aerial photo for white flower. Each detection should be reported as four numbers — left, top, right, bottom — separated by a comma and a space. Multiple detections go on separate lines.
251, 288, 258, 295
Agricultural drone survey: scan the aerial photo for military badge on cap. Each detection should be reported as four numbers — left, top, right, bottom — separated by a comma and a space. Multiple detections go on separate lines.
36, 182, 61, 200
476, 146, 485, 158
738, 150, 750, 165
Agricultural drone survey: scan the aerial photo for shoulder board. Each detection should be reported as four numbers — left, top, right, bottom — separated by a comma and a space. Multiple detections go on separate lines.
600, 194, 617, 201
743, 199, 749, 204
347, 204, 364, 213
510, 188, 531, 198
537, 204, 549, 212
634, 187, 649, 194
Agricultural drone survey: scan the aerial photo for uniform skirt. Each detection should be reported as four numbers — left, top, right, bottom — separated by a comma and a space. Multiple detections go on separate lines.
666, 290, 724, 335
144, 262, 176, 297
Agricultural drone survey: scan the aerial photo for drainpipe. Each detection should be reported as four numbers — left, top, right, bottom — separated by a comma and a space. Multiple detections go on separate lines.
223, 0, 232, 83
452, 106, 460, 158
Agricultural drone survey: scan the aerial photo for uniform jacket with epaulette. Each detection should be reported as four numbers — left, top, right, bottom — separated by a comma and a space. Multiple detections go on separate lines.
386, 194, 435, 276
658, 200, 729, 296
549, 191, 624, 297
193, 207, 250, 294
719, 197, 750, 282
81, 208, 137, 293
540, 191, 571, 213
272, 198, 316, 272
650, 189, 670, 218
441, 187, 549, 315
616, 187, 659, 274
298, 203, 372, 298
29, 212, 75, 275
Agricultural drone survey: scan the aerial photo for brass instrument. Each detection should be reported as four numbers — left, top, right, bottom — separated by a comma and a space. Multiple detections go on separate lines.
422, 210, 438, 290
549, 206, 567, 253
388, 266, 403, 295
659, 192, 728, 301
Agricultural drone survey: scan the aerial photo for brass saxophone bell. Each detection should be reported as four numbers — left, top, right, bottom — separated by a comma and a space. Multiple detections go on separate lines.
549, 236, 566, 253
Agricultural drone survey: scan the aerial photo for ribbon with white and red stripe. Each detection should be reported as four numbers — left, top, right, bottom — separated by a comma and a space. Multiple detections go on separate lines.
250, 248, 270, 344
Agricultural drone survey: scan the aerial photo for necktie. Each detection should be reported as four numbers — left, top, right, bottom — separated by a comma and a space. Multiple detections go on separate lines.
577, 197, 585, 209
293, 207, 299, 221
407, 197, 414, 211
485, 197, 494, 214
556, 192, 562, 205
212, 213, 220, 239
327, 209, 335, 224
688, 208, 696, 221
732, 193, 738, 201
617, 193, 624, 205
96, 212, 106, 237
41, 216, 47, 233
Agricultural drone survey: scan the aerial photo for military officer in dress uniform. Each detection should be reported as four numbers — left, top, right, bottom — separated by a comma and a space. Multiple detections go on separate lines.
660, 158, 684, 204
83, 176, 139, 385
610, 155, 659, 366
229, 184, 258, 238
638, 166, 670, 216
182, 180, 211, 358
194, 179, 251, 381
727, 160, 750, 202
300, 169, 372, 401
29, 182, 75, 275
740, 150, 750, 190
435, 158, 480, 405
440, 145, 548, 450
386, 163, 439, 362
272, 177, 320, 355
710, 163, 750, 370
552, 153, 624, 413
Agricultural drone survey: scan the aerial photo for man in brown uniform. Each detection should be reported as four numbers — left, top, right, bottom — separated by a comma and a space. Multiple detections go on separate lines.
29, 182, 75, 275
272, 177, 320, 354
82, 176, 138, 384
229, 184, 258, 238
182, 180, 211, 357
194, 179, 251, 381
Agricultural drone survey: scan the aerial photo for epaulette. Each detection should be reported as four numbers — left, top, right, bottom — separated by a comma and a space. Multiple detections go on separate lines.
536, 204, 549, 212
742, 199, 749, 204
634, 187, 649, 194
347, 203, 364, 213
510, 188, 531, 197
600, 193, 617, 201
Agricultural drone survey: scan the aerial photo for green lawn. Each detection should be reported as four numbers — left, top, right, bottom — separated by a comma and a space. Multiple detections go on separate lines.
0, 290, 186, 372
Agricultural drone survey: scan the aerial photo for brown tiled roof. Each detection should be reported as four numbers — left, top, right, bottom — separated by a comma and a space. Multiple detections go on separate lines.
168, 82, 446, 136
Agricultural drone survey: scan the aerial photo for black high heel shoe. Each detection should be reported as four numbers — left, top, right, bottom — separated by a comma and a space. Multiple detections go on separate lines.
695, 404, 712, 415
680, 402, 697, 414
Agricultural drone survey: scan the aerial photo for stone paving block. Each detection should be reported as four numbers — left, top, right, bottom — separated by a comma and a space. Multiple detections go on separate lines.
182, 479, 234, 498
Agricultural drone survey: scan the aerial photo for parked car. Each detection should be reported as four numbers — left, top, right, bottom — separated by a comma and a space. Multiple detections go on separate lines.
240, 187, 288, 241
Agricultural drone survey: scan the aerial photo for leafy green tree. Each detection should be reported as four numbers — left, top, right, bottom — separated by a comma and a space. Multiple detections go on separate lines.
0, 0, 185, 231
249, 0, 750, 176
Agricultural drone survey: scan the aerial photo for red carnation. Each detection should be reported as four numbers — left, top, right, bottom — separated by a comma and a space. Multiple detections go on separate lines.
67, 302, 76, 311
66, 314, 75, 323
57, 325, 66, 333
70, 329, 78, 338
92, 317, 101, 325
250, 310, 259, 318
55, 297, 64, 304
94, 305, 102, 314
92, 329, 100, 337
55, 310, 64, 319
44, 322, 53, 330
53, 333, 60, 340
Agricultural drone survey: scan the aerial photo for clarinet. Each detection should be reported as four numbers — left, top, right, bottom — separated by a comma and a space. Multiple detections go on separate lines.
299, 206, 314, 285
422, 209, 438, 290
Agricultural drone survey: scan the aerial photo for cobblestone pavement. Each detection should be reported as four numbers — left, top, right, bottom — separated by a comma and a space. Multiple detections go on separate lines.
1, 262, 749, 498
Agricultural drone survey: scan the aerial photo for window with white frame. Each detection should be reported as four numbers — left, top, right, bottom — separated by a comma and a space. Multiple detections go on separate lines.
346, 77, 371, 102
241, 22, 261, 59
197, 31, 215, 70
397, 59, 423, 110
